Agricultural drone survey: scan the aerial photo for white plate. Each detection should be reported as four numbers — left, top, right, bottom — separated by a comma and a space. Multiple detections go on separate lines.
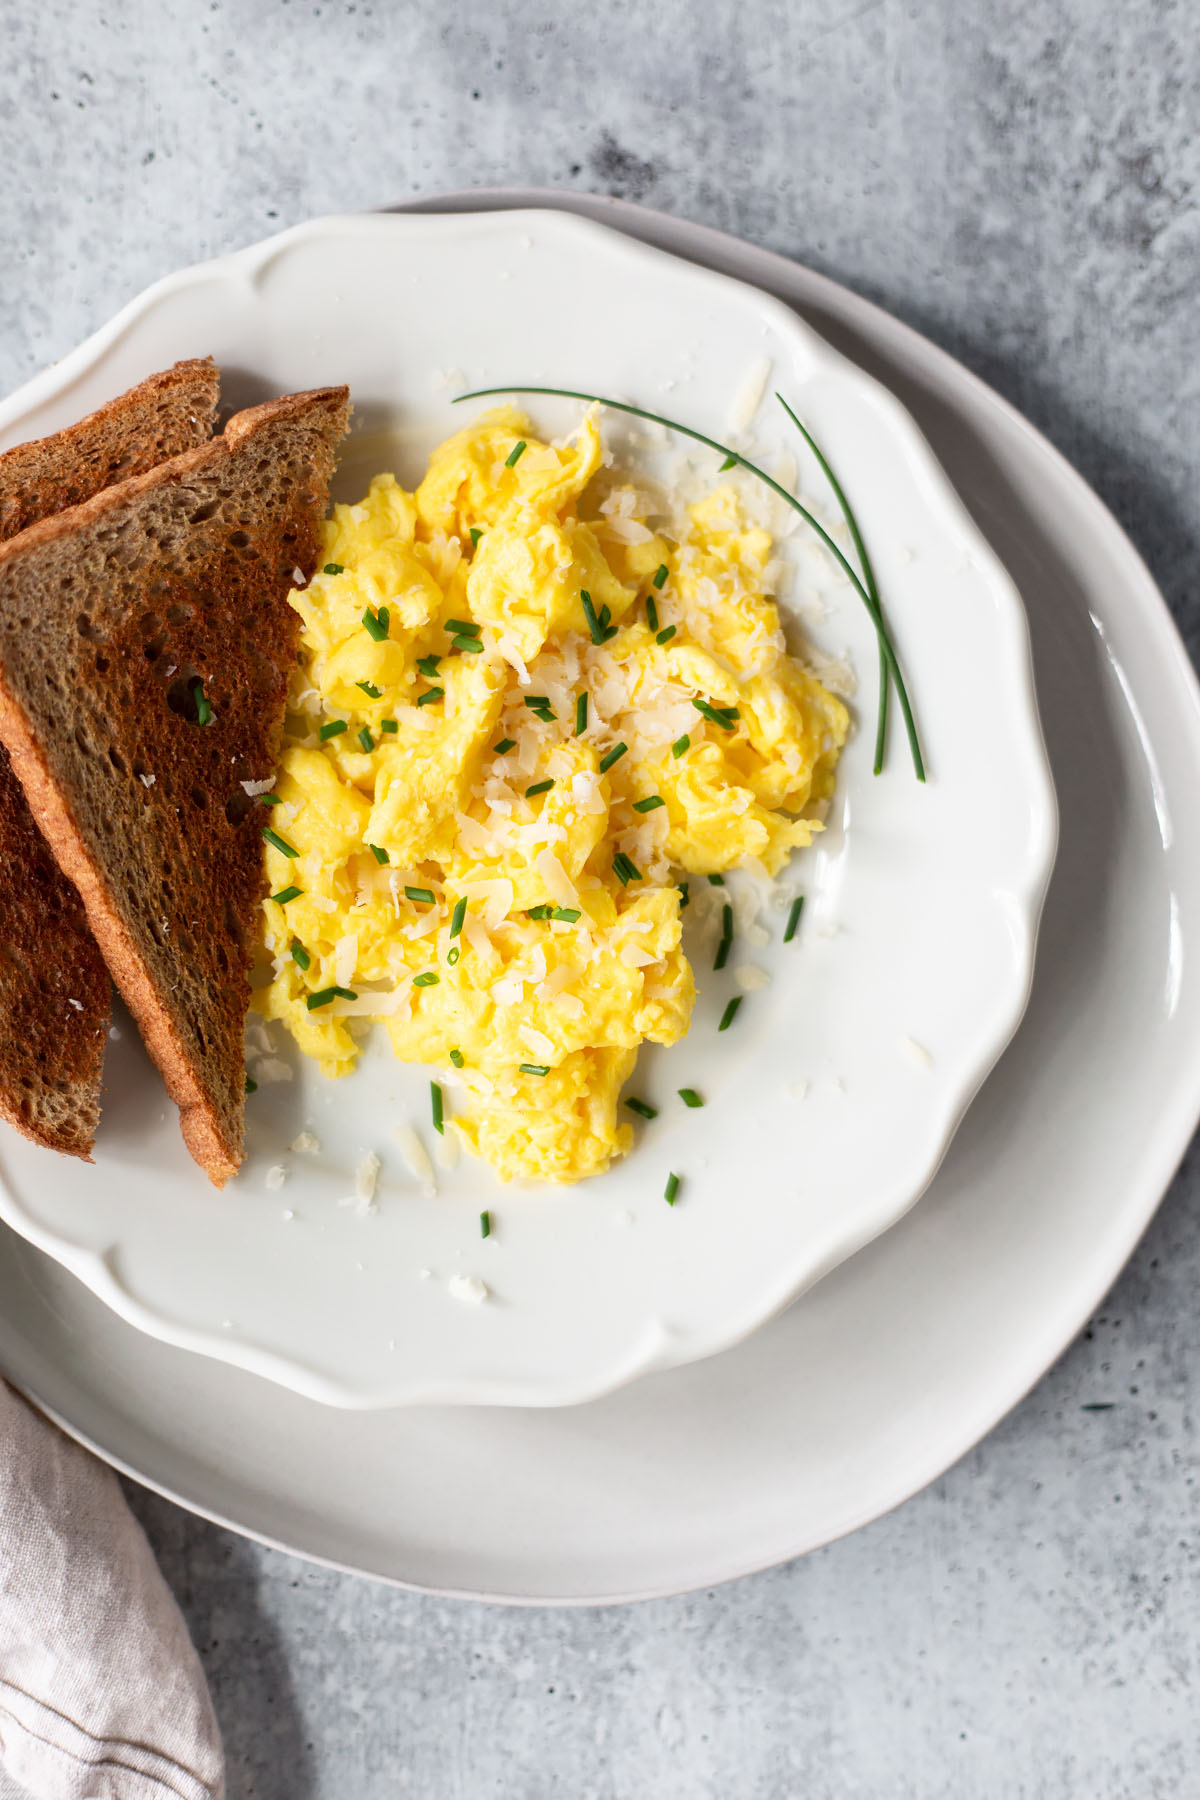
0, 191, 1193, 1602
0, 211, 1055, 1408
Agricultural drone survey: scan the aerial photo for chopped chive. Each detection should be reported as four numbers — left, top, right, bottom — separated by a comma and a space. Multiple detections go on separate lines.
447, 945, 461, 965
575, 691, 588, 735
580, 588, 617, 646
381, 719, 398, 733
652, 563, 669, 590
664, 1172, 680, 1206
672, 733, 691, 758
453, 635, 484, 654
646, 594, 659, 633
417, 687, 444, 707
633, 795, 665, 813
519, 1062, 550, 1076
493, 737, 516, 755
527, 904, 554, 919
692, 697, 739, 730
678, 881, 689, 908
405, 885, 436, 905
245, 1075, 258, 1094
598, 742, 628, 773
319, 719, 348, 741
413, 971, 440, 988
707, 874, 725, 886
714, 901, 734, 971
656, 626, 677, 645
357, 726, 374, 753
552, 906, 581, 923
362, 605, 390, 641
526, 778, 555, 797
269, 884, 302, 904
625, 1097, 658, 1120
323, 562, 345, 575
306, 985, 357, 1010
469, 527, 483, 547
449, 1047, 465, 1068
193, 680, 213, 726
368, 843, 389, 865
262, 827, 299, 858
678, 1087, 704, 1108
446, 618, 481, 638
449, 896, 467, 937
260, 793, 283, 806
524, 695, 551, 709
357, 680, 382, 697
431, 1081, 444, 1135
784, 895, 805, 943
290, 939, 311, 971
719, 453, 738, 472
613, 852, 642, 886
505, 439, 527, 467
416, 654, 441, 678
718, 996, 743, 1031
480, 1209, 491, 1239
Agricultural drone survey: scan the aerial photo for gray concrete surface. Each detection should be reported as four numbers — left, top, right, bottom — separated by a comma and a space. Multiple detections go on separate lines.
3, 2, 1200, 1794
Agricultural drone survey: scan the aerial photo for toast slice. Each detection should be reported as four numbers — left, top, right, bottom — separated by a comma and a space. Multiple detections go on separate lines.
0, 385, 349, 1184
0, 358, 220, 1157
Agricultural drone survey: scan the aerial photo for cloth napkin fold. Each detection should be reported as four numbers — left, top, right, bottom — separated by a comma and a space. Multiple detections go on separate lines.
0, 1380, 224, 1800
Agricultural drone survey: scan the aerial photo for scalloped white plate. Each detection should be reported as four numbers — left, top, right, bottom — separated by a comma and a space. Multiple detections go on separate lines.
0, 211, 1055, 1408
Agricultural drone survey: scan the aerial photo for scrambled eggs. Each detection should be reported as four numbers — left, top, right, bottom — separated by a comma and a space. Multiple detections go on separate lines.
255, 407, 847, 1183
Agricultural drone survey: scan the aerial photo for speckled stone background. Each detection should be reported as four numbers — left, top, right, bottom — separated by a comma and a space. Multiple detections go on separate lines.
3, 2, 1200, 1795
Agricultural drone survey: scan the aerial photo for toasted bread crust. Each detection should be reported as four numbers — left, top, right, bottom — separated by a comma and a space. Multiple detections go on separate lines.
0, 385, 349, 1184
0, 358, 220, 540
0, 357, 220, 1158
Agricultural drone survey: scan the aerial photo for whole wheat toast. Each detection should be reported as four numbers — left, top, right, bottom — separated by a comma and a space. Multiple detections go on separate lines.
0, 358, 220, 1157
0, 385, 349, 1183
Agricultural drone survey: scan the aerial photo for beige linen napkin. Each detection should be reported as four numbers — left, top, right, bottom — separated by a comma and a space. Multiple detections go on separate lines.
0, 1381, 224, 1800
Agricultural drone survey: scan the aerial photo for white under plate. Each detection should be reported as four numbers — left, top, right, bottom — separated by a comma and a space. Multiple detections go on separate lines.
0, 210, 1055, 1408
0, 192, 1194, 1601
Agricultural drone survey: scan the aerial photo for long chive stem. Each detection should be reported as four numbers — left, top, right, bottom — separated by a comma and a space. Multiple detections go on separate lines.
455, 384, 923, 780
775, 394, 920, 778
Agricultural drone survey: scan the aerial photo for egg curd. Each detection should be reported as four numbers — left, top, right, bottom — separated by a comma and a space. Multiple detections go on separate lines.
254, 407, 848, 1183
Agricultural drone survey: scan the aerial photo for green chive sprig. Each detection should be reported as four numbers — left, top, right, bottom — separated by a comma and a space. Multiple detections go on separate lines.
193, 680, 213, 726
519, 1062, 550, 1076
633, 795, 665, 814
454, 384, 924, 779
678, 1088, 704, 1108
480, 1209, 491, 1238
362, 605, 390, 642
414, 971, 440, 988
613, 852, 641, 886
405, 885, 435, 905
718, 996, 742, 1031
449, 896, 467, 938
784, 895, 805, 943
625, 1097, 658, 1119
580, 589, 617, 645
575, 692, 588, 735
599, 742, 627, 773
714, 902, 734, 971
431, 1081, 444, 1135
290, 940, 311, 971
270, 884, 302, 904
369, 843, 389, 865
664, 1172, 680, 1205
307, 985, 357, 1010
526, 778, 555, 797
417, 687, 444, 707
320, 719, 348, 742
263, 827, 299, 858
505, 439, 527, 467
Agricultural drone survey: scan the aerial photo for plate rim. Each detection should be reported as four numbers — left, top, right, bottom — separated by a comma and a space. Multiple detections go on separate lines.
0, 203, 1057, 1410
0, 189, 1195, 1602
